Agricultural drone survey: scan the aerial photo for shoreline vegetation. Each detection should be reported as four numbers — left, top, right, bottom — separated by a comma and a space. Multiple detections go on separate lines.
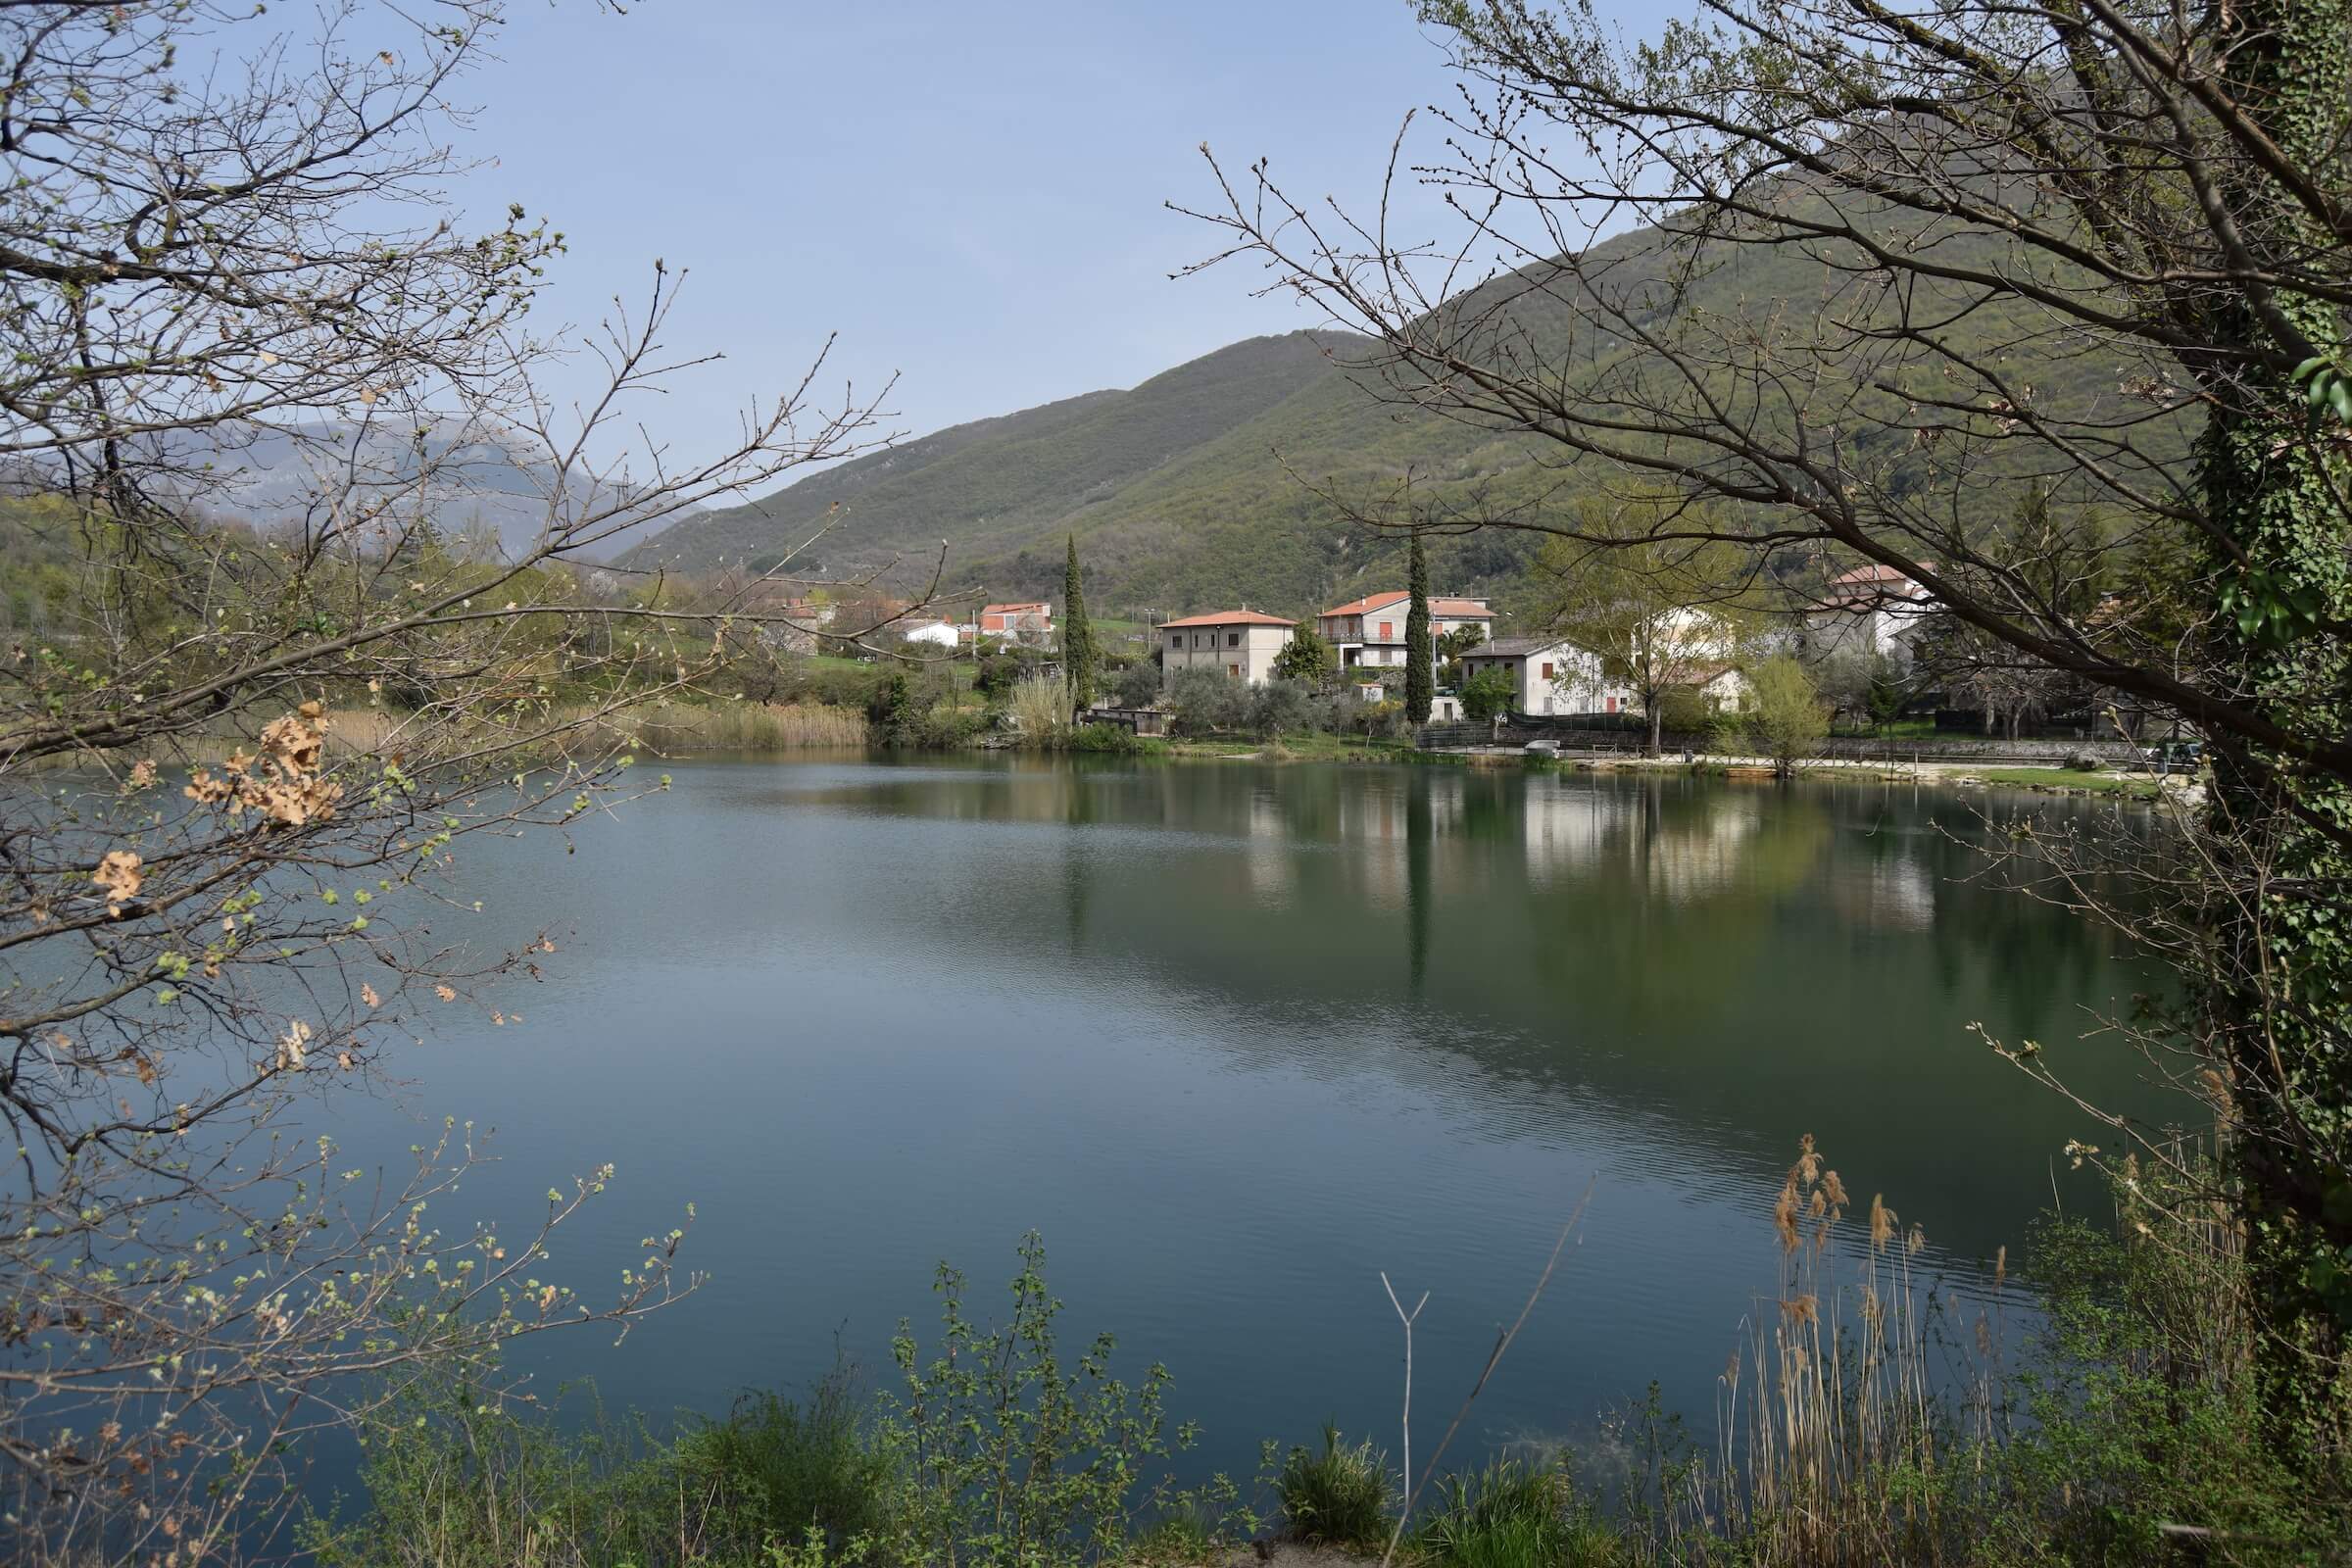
290, 695, 2175, 804
308, 1144, 2335, 1568
86, 692, 2180, 806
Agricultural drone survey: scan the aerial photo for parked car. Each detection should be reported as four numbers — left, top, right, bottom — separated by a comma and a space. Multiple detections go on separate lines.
1524, 738, 1562, 757
2137, 738, 2205, 774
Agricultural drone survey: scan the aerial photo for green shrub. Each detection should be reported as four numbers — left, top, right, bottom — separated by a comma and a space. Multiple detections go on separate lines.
1165, 666, 1249, 736
1068, 721, 1152, 754
874, 1233, 1189, 1567
304, 1362, 891, 1568
1275, 1424, 1391, 1549
1408, 1459, 1618, 1568
1459, 666, 1517, 721
1111, 657, 1163, 709
1248, 678, 1318, 738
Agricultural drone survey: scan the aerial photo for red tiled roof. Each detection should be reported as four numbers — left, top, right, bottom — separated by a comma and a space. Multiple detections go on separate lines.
1157, 610, 1298, 629
981, 602, 1051, 615
1320, 591, 1409, 617
1319, 591, 1494, 618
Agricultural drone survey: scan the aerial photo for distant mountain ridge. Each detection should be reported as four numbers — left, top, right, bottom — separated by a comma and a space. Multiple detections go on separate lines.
618, 329, 1364, 593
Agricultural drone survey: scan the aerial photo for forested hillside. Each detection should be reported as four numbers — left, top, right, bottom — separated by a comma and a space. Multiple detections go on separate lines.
622, 191, 2170, 620
616, 330, 1362, 593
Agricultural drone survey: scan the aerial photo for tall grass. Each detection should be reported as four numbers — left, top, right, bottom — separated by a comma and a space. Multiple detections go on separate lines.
1275, 1424, 1392, 1549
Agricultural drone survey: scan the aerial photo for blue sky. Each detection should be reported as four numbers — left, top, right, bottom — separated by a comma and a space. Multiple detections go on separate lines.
447, 1, 1543, 468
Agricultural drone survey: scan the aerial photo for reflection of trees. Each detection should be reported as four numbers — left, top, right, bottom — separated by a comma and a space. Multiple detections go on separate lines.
783, 760, 2172, 1252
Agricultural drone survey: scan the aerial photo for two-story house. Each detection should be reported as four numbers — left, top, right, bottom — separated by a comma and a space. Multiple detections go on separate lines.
1156, 611, 1298, 686
978, 602, 1054, 642
1314, 592, 1495, 669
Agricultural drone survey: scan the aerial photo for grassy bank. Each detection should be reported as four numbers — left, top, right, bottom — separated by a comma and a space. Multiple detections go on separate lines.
1960, 766, 2166, 800
307, 1146, 2345, 1568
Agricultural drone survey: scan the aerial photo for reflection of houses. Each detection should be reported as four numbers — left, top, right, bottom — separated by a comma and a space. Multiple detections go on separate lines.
1456, 637, 1634, 714
1316, 592, 1494, 669
1156, 610, 1298, 686
1518, 781, 1631, 886
1643, 793, 1763, 901
1805, 564, 1934, 664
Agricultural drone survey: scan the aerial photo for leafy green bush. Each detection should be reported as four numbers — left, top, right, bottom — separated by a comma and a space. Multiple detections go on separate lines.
1069, 721, 1158, 754
1248, 678, 1317, 738
1165, 666, 1249, 736
1111, 657, 1162, 709
1460, 666, 1517, 721
1275, 1425, 1390, 1549
304, 1362, 889, 1568
874, 1233, 1188, 1567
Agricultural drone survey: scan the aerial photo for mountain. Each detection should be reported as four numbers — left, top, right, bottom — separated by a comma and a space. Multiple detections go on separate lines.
164, 422, 685, 564
621, 194, 2164, 621
616, 330, 1366, 595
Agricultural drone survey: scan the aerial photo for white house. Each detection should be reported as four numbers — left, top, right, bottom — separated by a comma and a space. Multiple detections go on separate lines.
1456, 637, 1635, 715
1805, 564, 1935, 664
900, 619, 961, 650
1156, 610, 1298, 687
1315, 592, 1494, 670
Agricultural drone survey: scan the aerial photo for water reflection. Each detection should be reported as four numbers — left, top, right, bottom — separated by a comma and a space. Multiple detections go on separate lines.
327, 756, 2180, 1492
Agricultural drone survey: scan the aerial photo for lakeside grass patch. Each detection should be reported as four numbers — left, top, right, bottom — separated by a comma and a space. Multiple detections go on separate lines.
1968, 765, 2164, 799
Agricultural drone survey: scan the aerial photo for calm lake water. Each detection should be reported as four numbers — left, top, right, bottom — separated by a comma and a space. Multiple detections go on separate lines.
318, 755, 2173, 1484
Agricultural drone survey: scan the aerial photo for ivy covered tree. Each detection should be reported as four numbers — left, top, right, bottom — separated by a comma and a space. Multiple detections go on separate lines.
1404, 535, 1434, 722
1063, 535, 1097, 710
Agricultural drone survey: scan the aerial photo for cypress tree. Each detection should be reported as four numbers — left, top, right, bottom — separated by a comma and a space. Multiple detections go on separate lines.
1404, 535, 1433, 723
1063, 535, 1096, 710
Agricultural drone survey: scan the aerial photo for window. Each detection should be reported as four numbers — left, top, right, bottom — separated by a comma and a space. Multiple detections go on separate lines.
1228, 663, 1241, 678
1227, 631, 1241, 648
1168, 635, 1182, 650
1541, 662, 1555, 679
1605, 696, 1618, 713
1378, 620, 1395, 639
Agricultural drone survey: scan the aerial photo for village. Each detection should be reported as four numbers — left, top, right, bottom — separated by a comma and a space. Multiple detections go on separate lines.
831, 564, 1944, 739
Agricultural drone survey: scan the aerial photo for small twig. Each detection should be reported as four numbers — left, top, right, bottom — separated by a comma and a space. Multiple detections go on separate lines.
1379, 1175, 1596, 1568
1379, 1270, 1430, 1533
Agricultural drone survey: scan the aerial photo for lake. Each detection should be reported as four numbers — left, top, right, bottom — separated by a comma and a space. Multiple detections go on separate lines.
318, 755, 2173, 1488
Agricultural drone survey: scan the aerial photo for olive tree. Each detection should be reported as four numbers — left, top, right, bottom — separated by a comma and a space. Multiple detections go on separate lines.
1184, 0, 2352, 1378
0, 3, 920, 1558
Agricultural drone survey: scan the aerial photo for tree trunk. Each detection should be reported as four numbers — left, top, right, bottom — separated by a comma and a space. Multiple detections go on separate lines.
1646, 699, 1663, 760
2196, 0, 2352, 1413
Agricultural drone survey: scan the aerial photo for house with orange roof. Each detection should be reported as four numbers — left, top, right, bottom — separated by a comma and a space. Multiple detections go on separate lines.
1155, 610, 1298, 687
1805, 564, 1935, 663
977, 601, 1054, 643
1314, 591, 1494, 670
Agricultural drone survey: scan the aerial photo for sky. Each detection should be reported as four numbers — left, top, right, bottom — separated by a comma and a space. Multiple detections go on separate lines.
436, 0, 1583, 476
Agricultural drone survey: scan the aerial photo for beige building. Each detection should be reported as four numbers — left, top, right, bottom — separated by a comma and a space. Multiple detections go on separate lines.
1315, 591, 1494, 670
1157, 610, 1298, 687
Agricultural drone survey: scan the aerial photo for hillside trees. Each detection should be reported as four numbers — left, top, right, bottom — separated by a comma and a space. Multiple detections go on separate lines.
0, 3, 911, 1557
1186, 0, 2352, 1394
